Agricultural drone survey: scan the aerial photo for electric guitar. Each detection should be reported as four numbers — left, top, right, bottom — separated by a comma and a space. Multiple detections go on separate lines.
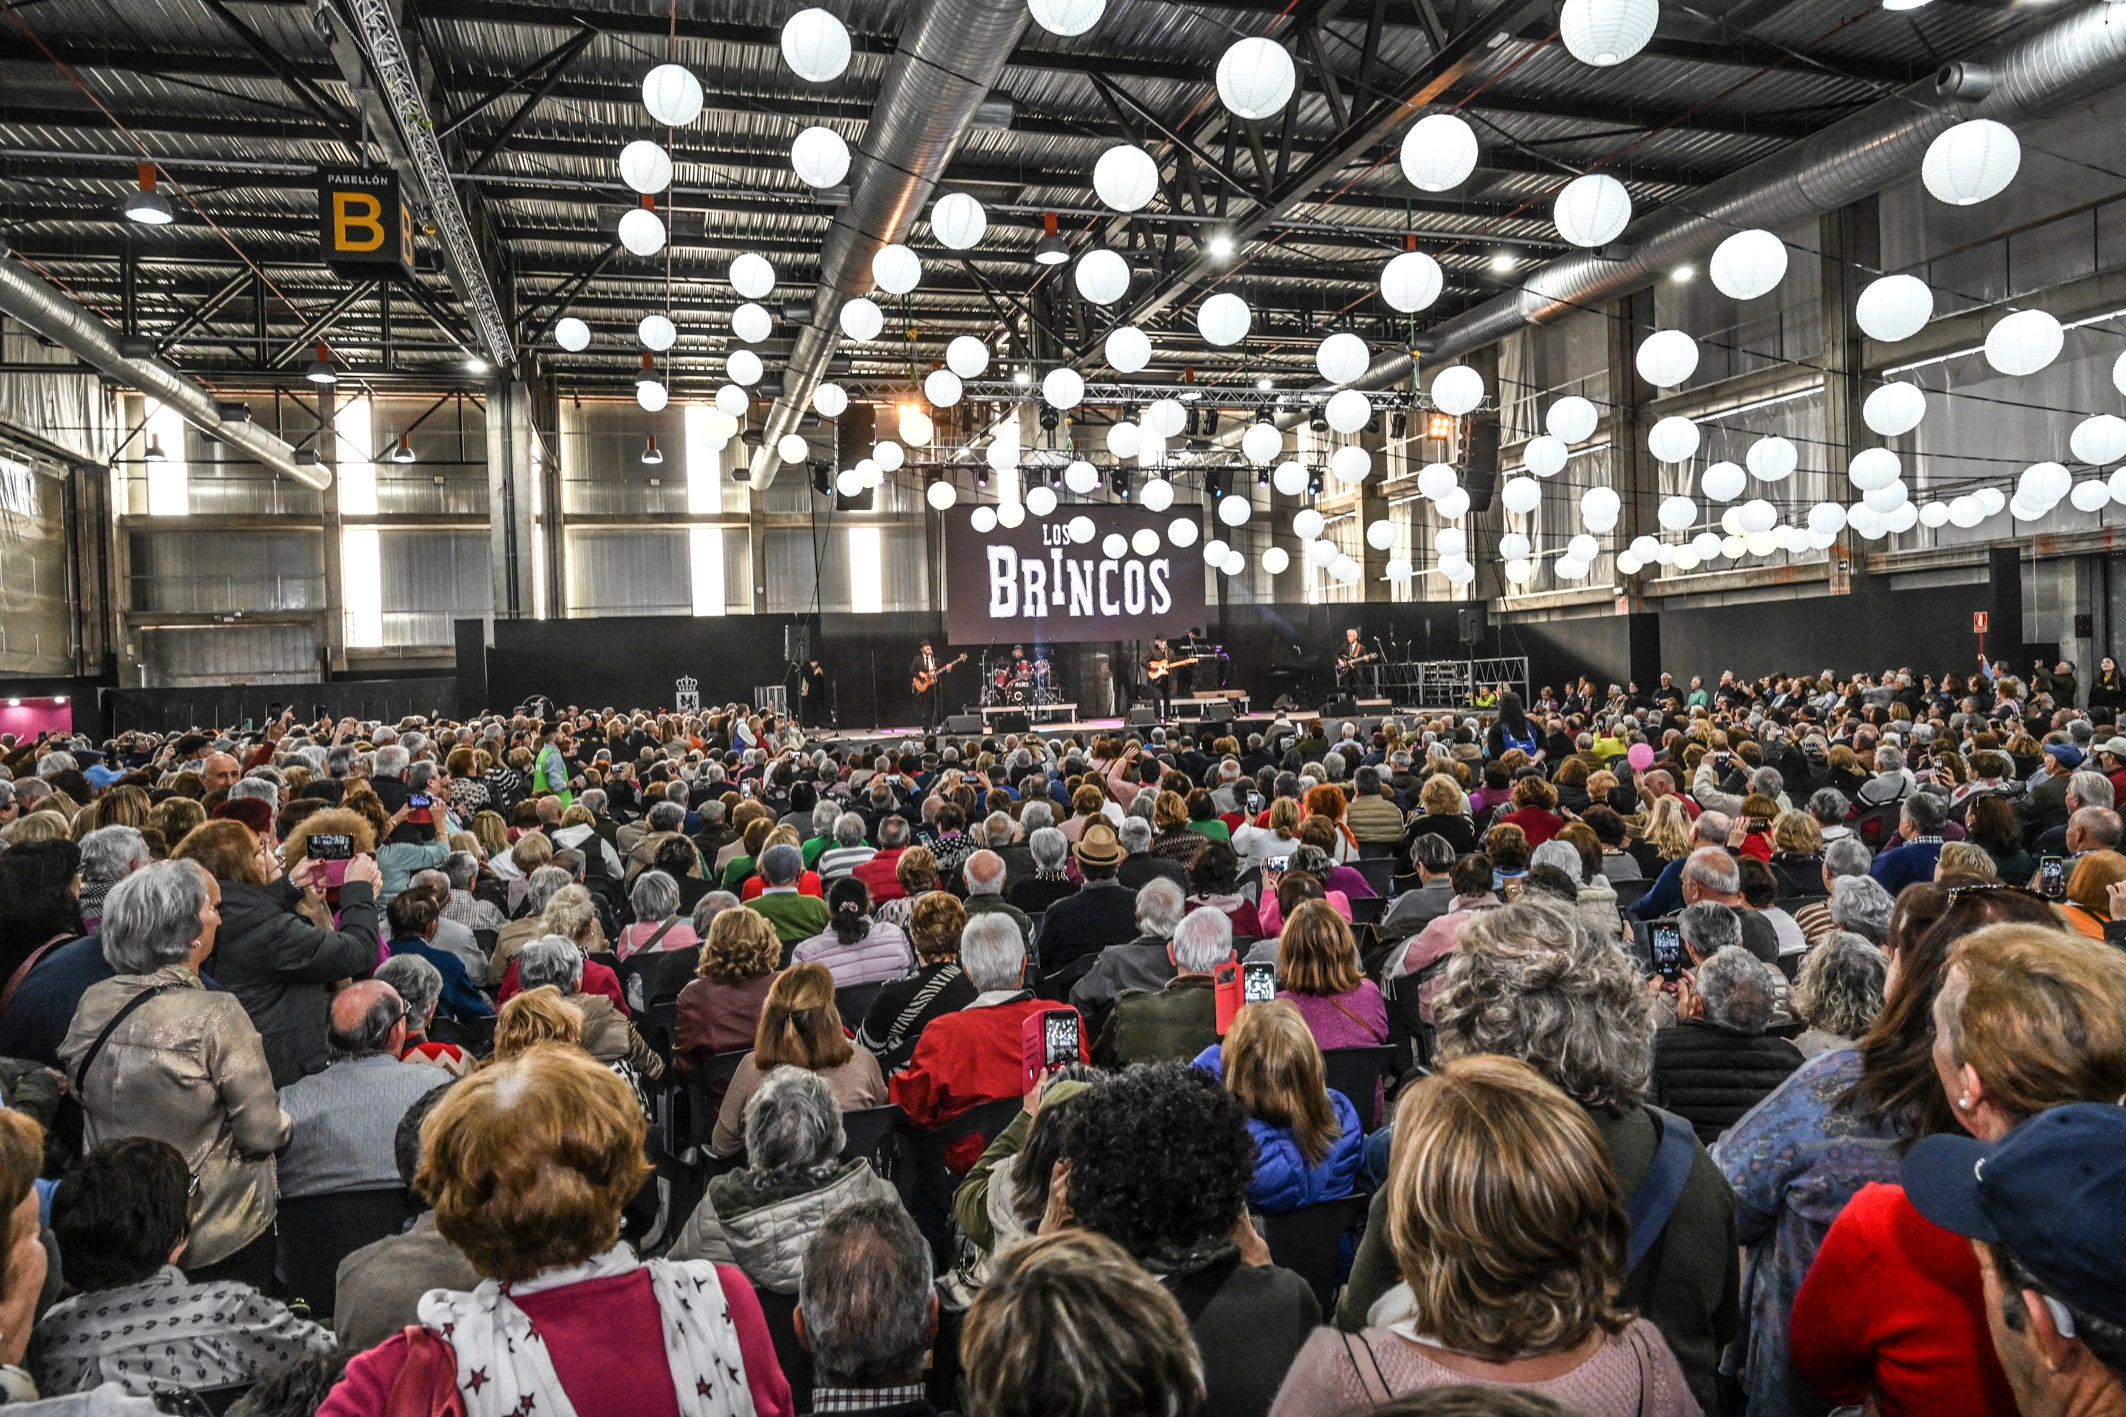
911, 653, 967, 694
1148, 649, 1229, 682
1337, 649, 1380, 674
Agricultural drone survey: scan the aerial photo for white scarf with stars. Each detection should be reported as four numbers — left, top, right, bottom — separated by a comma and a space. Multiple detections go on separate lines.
417, 1245, 756, 1417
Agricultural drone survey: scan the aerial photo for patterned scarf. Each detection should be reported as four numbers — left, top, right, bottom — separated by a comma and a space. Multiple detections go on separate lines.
417, 1245, 756, 1417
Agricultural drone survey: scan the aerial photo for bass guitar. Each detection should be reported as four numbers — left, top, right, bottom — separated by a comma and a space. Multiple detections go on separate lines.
911, 653, 968, 694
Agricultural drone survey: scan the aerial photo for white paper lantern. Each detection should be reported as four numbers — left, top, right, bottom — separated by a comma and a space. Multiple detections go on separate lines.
1216, 36, 1296, 120
617, 207, 666, 256
1361, 519, 1396, 551
873, 244, 922, 296
1629, 535, 1661, 561
1103, 424, 1139, 460
1582, 485, 1622, 527
1702, 461, 1746, 502
1140, 478, 1174, 513
1923, 119, 2021, 206
636, 379, 668, 413
970, 506, 998, 533
985, 440, 1019, 474
779, 125, 846, 191
1326, 389, 1372, 435
1560, 534, 1596, 565
1399, 112, 1478, 192
1974, 487, 2006, 516
1555, 556, 1590, 581
1709, 228, 1787, 301
922, 370, 962, 409
1074, 248, 1130, 305
1030, 0, 1106, 34
1917, 500, 1950, 528
554, 316, 590, 352
2022, 461, 2072, 506
1144, 398, 1185, 439
1435, 528, 1467, 558
775, 433, 808, 464
729, 253, 776, 300
1292, 509, 1325, 540
1041, 368, 1085, 411
945, 336, 990, 379
2069, 479, 2111, 513
1492, 532, 1527, 561
1093, 145, 1160, 213
1202, 539, 1229, 566
1885, 503, 1920, 534
1747, 435, 1798, 482
900, 409, 935, 445
781, 7, 851, 82
1614, 551, 1642, 575
1381, 250, 1444, 313
1331, 445, 1373, 484
1547, 396, 1599, 445
1262, 546, 1290, 574
1657, 494, 1697, 531
1985, 308, 2063, 377
1053, 514, 1088, 545
2113, 469, 2126, 506
1802, 501, 1843, 537
923, 479, 957, 511
1431, 365, 1484, 416
1501, 477, 1542, 515
1848, 447, 1901, 491
1333, 556, 1364, 584
1024, 485, 1058, 518
1745, 528, 1780, 556
1435, 487, 1471, 519
1560, 0, 1659, 65
726, 303, 769, 345
1241, 423, 1283, 465
1648, 415, 1700, 463
1064, 460, 1101, 494
1317, 332, 1371, 386
1862, 382, 1926, 437
1384, 557, 1414, 582
1414, 463, 1457, 502
1855, 274, 1933, 343
1947, 496, 1983, 528
726, 348, 764, 387
836, 468, 863, 498
642, 63, 702, 126
637, 313, 676, 352
872, 440, 906, 474
997, 502, 1026, 529
1272, 461, 1308, 496
1105, 325, 1151, 374
839, 296, 883, 341
1197, 292, 1251, 347
2011, 496, 2049, 523
1553, 173, 1632, 248
1505, 558, 1537, 584
928, 193, 988, 254
2116, 351, 2126, 398
715, 384, 748, 418
1116, 526, 1156, 559
2072, 414, 2126, 467
619, 139, 672, 195
1218, 495, 1252, 528
1719, 507, 1747, 537
1717, 534, 1743, 559
1635, 330, 1699, 389
1734, 498, 1775, 534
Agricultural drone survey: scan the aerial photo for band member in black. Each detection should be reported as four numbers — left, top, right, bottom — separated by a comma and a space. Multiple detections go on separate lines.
911, 640, 943, 729
797, 658, 828, 728
1336, 627, 1379, 692
1148, 635, 1177, 720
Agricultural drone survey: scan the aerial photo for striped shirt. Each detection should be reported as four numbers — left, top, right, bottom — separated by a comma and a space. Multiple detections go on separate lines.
818, 843, 879, 880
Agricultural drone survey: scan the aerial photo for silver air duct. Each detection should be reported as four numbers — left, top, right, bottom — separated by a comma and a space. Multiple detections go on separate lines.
748, 0, 1032, 486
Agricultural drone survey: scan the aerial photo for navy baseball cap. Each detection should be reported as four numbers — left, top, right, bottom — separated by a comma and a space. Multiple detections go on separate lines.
1903, 1103, 2126, 1329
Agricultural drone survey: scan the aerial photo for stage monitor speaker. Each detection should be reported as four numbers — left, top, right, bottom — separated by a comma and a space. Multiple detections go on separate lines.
1463, 411, 1500, 513
1204, 699, 1234, 723
1458, 606, 1487, 645
994, 711, 1031, 734
1126, 706, 1157, 726
1321, 698, 1358, 719
1176, 700, 1202, 721
944, 713, 982, 734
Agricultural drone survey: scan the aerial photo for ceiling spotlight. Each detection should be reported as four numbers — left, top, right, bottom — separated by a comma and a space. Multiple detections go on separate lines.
1013, 367, 1033, 387
1488, 250, 1517, 273
143, 436, 167, 463
465, 355, 490, 374
1256, 375, 1273, 391
641, 434, 663, 465
390, 433, 416, 464
1032, 212, 1070, 266
1426, 412, 1456, 440
1207, 231, 1235, 259
123, 162, 174, 225
304, 344, 337, 385
1671, 264, 1695, 283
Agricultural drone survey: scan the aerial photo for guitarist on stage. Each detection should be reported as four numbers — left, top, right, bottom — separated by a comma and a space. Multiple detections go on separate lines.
909, 639, 962, 730
1336, 626, 1380, 693
1147, 634, 1183, 720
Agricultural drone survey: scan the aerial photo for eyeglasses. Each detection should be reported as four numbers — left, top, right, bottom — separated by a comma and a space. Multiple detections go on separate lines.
1941, 880, 2046, 906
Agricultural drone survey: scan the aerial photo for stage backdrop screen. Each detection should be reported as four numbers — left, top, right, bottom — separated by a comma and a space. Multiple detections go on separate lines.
941, 503, 1207, 645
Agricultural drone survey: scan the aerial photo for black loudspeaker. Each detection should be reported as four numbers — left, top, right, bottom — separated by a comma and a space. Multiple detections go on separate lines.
1458, 607, 1487, 645
784, 623, 809, 664
1204, 699, 1235, 723
994, 711, 1031, 734
1126, 706, 1157, 726
834, 405, 877, 511
944, 712, 983, 734
1463, 411, 1500, 513
1321, 698, 1358, 719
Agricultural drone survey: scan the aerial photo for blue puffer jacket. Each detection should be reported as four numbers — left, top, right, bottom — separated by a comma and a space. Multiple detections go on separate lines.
1191, 1044, 1366, 1214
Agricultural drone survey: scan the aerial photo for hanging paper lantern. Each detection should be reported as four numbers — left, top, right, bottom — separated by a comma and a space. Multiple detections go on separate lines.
642, 63, 702, 126
1216, 36, 1296, 120
925, 479, 958, 510
1581, 486, 1622, 528
1737, 498, 1778, 534
1364, 519, 1398, 550
1024, 485, 1058, 518
1855, 274, 1933, 343
1146, 398, 1186, 438
1862, 382, 1926, 437
1197, 292, 1251, 347
1201, 539, 1229, 566
777, 433, 808, 464
1614, 552, 1642, 576
2072, 479, 2114, 513
1922, 119, 2021, 206
731, 303, 773, 344
1747, 435, 1797, 482
2116, 350, 2126, 398
1074, 248, 1131, 305
1657, 494, 1697, 531
1105, 325, 1151, 373
1121, 527, 1157, 558
1332, 556, 1363, 583
1104, 423, 1140, 460
872, 440, 906, 473
1417, 464, 1460, 502
617, 207, 666, 256
1629, 535, 1661, 562
636, 313, 676, 352
900, 408, 934, 446
1064, 460, 1101, 494
1093, 144, 1160, 213
1331, 445, 1372, 484
2113, 469, 2126, 506
714, 384, 747, 418
1431, 365, 1484, 415
1559, 0, 1659, 65
2020, 461, 2071, 506
1974, 487, 2006, 515
1848, 447, 1900, 491
944, 336, 990, 380
997, 502, 1026, 529
790, 126, 849, 189
1984, 308, 2064, 376
1635, 329, 1699, 388
1566, 534, 1600, 564
1399, 112, 1479, 192
2072, 414, 2126, 467
1259, 545, 1289, 575
554, 317, 590, 352
1553, 174, 1632, 248
1317, 332, 1370, 386
970, 506, 998, 533
729, 253, 776, 300
1242, 423, 1283, 465
1501, 477, 1542, 514
873, 243, 921, 295
1702, 461, 1746, 502
1218, 495, 1252, 527
1326, 389, 1372, 434
1029, 0, 1107, 36
619, 139, 672, 195
1381, 250, 1443, 314
781, 7, 851, 82
1499, 532, 1531, 560
725, 349, 763, 387
1292, 508, 1325, 540
836, 468, 863, 498
839, 297, 883, 341
1917, 501, 1950, 528
1140, 478, 1174, 513
1435, 487, 1471, 519
1385, 557, 1414, 582
1647, 415, 1700, 463
1544, 397, 1596, 446
636, 379, 668, 412
1555, 556, 1590, 581
1943, 495, 1983, 527
931, 192, 987, 251
1272, 461, 1307, 496
1709, 228, 1787, 301
1042, 368, 1085, 410
922, 370, 962, 409
1505, 558, 1537, 584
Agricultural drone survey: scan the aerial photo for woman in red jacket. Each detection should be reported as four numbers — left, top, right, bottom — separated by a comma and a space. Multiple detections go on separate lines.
1789, 922, 2126, 1417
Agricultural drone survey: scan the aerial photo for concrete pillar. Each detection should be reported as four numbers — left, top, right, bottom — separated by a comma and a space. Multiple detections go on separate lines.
1608, 289, 1658, 610
1821, 197, 1881, 595
318, 383, 347, 673
484, 376, 537, 620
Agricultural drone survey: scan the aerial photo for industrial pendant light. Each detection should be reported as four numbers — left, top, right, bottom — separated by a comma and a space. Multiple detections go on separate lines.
124, 163, 174, 225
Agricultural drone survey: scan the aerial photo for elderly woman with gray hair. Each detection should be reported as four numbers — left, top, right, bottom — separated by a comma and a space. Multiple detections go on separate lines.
666, 1067, 899, 1292
76, 825, 151, 932
60, 860, 290, 1291
515, 935, 663, 1089
1789, 932, 1887, 1059
1650, 945, 1806, 1145
616, 869, 698, 959
375, 953, 471, 1078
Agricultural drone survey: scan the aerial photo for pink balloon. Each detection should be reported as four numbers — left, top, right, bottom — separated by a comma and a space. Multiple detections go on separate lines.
1626, 743, 1655, 772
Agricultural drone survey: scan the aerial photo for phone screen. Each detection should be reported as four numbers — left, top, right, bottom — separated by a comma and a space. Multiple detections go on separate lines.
1243, 960, 1277, 1004
310, 834, 353, 862
1043, 1011, 1080, 1067
2039, 857, 2066, 900
741, 780, 756, 798
1266, 855, 1291, 874
1650, 924, 1685, 982
1247, 791, 1263, 814
407, 793, 432, 809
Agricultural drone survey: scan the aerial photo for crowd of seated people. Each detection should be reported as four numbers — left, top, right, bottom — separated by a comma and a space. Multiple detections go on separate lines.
0, 662, 2117, 1415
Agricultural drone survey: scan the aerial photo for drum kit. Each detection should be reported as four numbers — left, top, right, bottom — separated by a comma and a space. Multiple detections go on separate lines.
983, 654, 1061, 708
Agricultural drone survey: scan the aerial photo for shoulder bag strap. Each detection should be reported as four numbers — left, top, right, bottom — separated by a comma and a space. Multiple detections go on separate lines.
642, 916, 681, 953
1623, 1106, 1699, 1275
0, 933, 74, 1018
1325, 993, 1388, 1044
1340, 1331, 1393, 1404
69, 985, 172, 1096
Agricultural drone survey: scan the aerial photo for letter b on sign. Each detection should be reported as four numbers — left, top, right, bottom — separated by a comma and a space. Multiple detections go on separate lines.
333, 193, 386, 252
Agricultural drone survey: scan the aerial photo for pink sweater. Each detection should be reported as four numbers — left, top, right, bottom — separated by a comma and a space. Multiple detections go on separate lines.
316, 1264, 794, 1417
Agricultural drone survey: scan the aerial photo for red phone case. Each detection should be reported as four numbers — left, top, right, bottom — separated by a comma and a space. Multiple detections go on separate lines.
1213, 962, 1242, 1036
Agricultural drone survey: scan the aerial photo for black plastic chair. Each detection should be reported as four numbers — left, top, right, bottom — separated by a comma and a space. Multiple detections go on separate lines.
1352, 857, 1399, 899
641, 999, 681, 1068
1358, 841, 1400, 861
275, 1188, 418, 1319
1348, 894, 1389, 927
1610, 877, 1655, 913
1261, 1194, 1371, 1313
1321, 1045, 1398, 1132
752, 1285, 814, 1412
1038, 952, 1099, 1003
834, 980, 886, 1027
670, 1050, 751, 1156
840, 1103, 908, 1169
897, 1094, 1022, 1215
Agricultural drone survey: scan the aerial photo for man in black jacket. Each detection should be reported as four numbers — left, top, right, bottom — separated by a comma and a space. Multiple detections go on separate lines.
1033, 823, 1140, 975
1651, 944, 1804, 1144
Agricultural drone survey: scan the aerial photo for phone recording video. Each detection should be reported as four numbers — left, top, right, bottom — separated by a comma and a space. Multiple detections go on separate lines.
2038, 856, 2066, 900
1043, 1012, 1080, 1068
1243, 960, 1277, 1004
309, 834, 353, 862
1247, 790, 1263, 814
1650, 922, 1685, 983
1265, 855, 1291, 874
406, 793, 432, 810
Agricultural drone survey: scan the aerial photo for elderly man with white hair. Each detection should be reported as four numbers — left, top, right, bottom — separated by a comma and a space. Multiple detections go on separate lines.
888, 913, 1088, 1136
1629, 810, 1734, 923
960, 848, 1033, 947
77, 824, 152, 931
1068, 877, 1190, 1027
1092, 904, 1233, 1067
